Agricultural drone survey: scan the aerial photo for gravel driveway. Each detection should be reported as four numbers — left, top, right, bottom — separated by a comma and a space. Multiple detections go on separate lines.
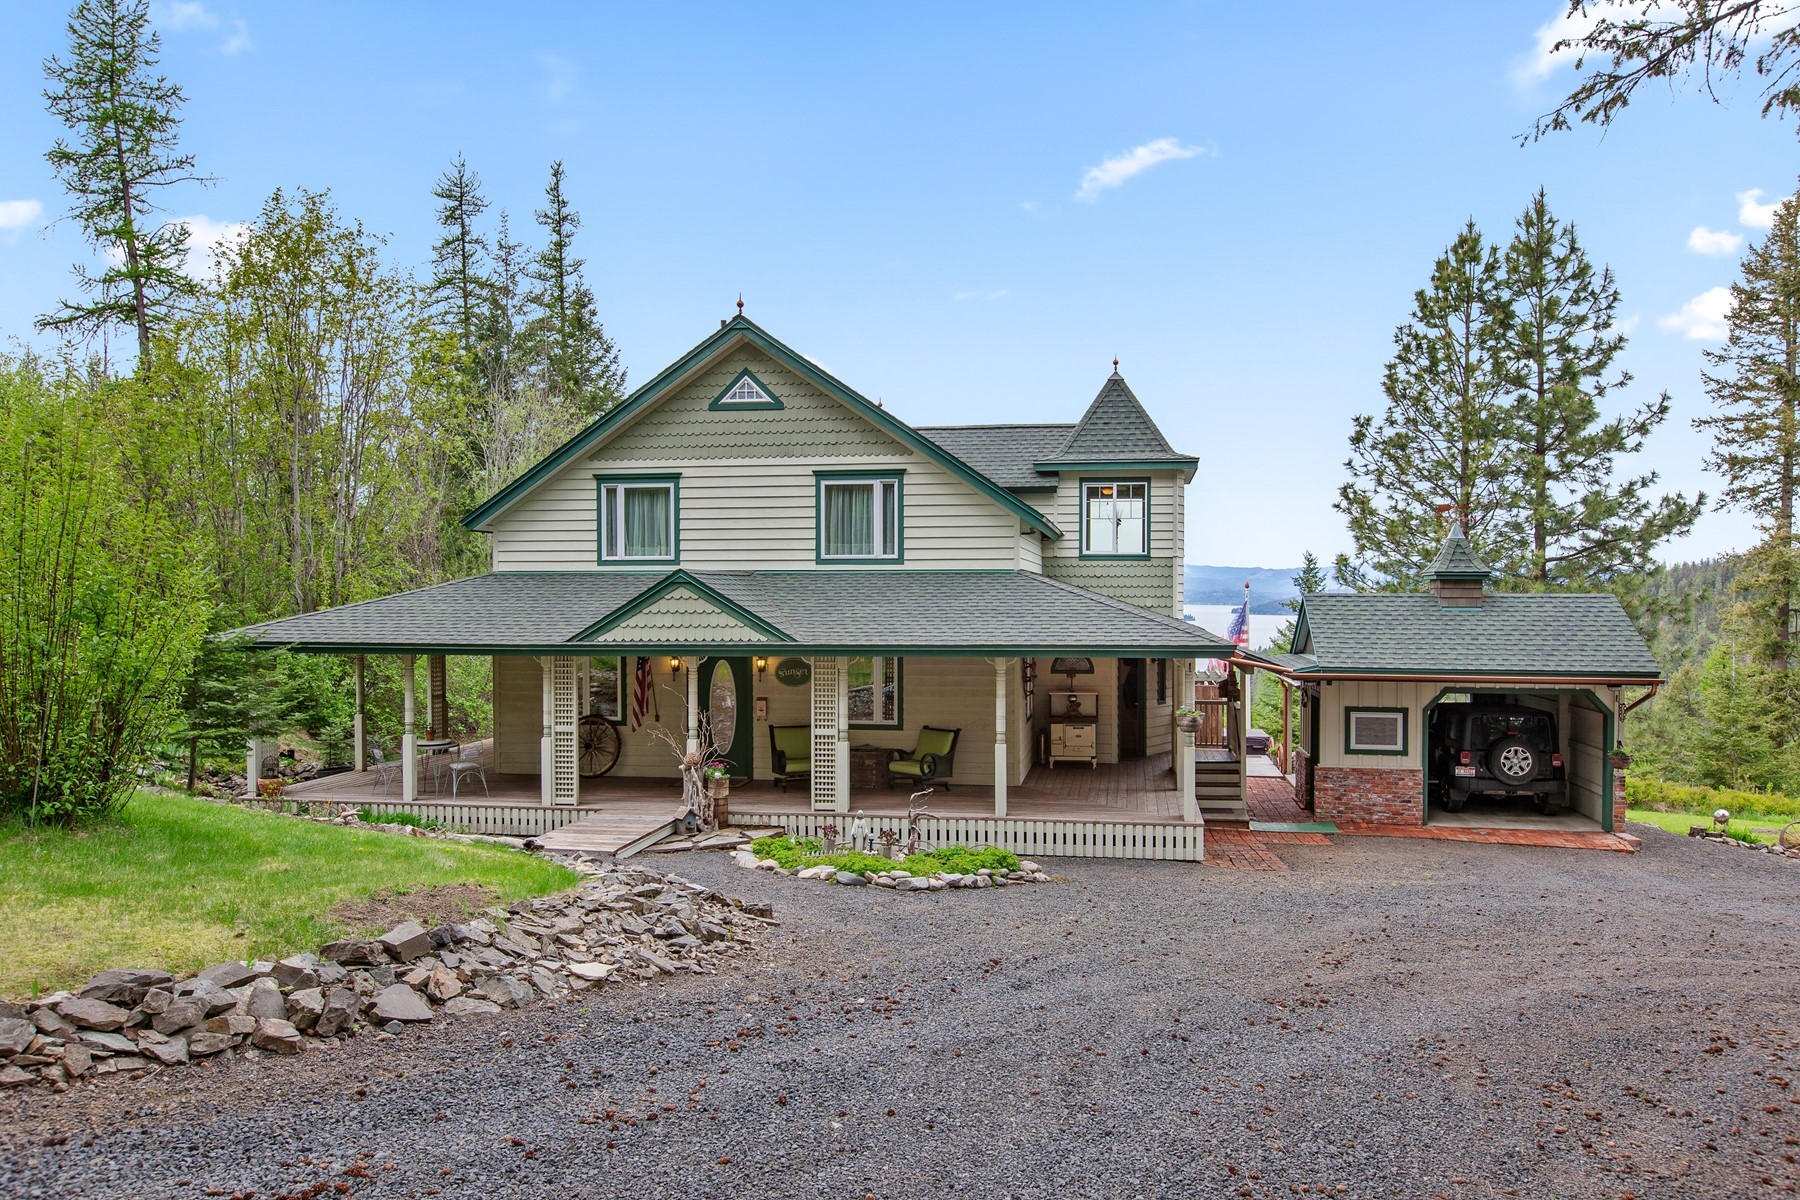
3, 827, 1797, 1199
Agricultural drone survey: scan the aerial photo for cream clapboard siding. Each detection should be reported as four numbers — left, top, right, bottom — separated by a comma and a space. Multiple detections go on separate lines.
1316, 679, 1439, 769
1018, 527, 1044, 573
1566, 698, 1608, 821
499, 653, 1034, 788
488, 347, 1030, 571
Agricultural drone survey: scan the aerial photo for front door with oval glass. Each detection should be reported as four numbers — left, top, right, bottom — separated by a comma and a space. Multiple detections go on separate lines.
705, 658, 754, 779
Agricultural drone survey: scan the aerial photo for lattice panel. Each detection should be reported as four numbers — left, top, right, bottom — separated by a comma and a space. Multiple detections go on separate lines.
809, 657, 845, 811
551, 655, 580, 805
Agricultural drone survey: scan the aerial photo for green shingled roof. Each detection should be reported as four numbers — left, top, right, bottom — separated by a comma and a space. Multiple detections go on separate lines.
915, 424, 1071, 491
1289, 593, 1661, 680
229, 570, 1237, 657
1425, 525, 1494, 579
1038, 373, 1197, 468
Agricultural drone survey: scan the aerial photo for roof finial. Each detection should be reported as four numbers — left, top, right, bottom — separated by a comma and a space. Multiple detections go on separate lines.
736, 293, 744, 316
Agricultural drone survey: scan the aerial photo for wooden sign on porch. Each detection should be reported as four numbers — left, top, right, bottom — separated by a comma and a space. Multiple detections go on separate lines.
774, 657, 811, 687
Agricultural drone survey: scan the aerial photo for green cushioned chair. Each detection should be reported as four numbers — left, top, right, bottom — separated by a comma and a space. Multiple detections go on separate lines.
769, 725, 811, 792
886, 726, 961, 791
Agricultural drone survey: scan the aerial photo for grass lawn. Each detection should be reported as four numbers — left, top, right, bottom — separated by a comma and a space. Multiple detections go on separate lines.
1626, 808, 1778, 843
0, 789, 578, 998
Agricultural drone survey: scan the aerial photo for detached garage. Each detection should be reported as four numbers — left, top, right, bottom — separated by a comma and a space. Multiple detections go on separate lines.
1262, 529, 1662, 834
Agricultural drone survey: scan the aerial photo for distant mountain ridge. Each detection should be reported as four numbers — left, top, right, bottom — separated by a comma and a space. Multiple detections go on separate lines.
1184, 565, 1306, 613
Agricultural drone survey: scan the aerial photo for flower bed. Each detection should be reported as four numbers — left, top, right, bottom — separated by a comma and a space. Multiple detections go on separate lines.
732, 835, 1050, 891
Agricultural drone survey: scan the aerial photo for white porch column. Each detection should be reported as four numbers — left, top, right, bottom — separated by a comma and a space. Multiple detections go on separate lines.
685, 657, 701, 755
400, 654, 418, 804
808, 656, 849, 812
352, 655, 367, 771
992, 657, 1009, 818
1177, 658, 1198, 823
539, 657, 555, 805
245, 740, 260, 798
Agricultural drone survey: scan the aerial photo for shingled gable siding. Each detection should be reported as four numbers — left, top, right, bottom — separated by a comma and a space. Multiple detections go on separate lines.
1043, 560, 1180, 615
485, 349, 1033, 572
586, 587, 771, 644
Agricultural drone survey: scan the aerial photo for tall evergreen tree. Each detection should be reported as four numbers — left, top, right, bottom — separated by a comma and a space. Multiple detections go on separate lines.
427, 153, 491, 351
39, 0, 208, 363
1698, 186, 1800, 678
525, 161, 625, 418
1499, 189, 1701, 588
1335, 221, 1517, 589
1271, 551, 1327, 652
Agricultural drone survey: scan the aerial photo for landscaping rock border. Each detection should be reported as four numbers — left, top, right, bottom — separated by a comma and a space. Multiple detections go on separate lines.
730, 848, 1051, 890
1685, 825, 1800, 861
0, 862, 773, 1091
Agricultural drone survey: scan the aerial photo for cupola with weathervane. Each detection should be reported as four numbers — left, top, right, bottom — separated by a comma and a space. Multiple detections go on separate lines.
1425, 523, 1492, 608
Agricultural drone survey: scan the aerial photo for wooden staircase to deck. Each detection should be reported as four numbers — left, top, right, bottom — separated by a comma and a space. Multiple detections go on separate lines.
1195, 754, 1247, 822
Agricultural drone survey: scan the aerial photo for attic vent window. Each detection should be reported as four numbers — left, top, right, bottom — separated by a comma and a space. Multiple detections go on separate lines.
726, 378, 768, 403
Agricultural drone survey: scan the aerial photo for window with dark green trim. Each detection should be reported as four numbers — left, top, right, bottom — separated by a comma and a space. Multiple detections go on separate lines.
596, 475, 679, 563
1345, 707, 1407, 755
817, 472, 903, 561
1080, 479, 1148, 556
847, 656, 902, 727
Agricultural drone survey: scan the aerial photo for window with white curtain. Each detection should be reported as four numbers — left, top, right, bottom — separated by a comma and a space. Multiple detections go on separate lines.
818, 475, 901, 560
1082, 480, 1148, 555
599, 479, 676, 561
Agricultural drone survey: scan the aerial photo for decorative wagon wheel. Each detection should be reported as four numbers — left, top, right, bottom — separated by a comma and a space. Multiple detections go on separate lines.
1779, 820, 1800, 852
578, 714, 621, 778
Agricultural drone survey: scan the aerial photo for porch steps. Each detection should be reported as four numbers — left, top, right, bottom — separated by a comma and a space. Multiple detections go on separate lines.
533, 805, 688, 860
1195, 759, 1247, 820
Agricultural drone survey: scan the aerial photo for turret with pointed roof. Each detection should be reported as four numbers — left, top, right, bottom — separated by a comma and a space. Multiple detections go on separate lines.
1034, 369, 1198, 470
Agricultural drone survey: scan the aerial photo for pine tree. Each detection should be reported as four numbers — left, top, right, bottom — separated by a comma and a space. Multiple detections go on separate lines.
525, 161, 625, 418
426, 153, 491, 352
39, 0, 209, 363
1499, 189, 1701, 588
1335, 221, 1517, 589
1697, 185, 1800, 678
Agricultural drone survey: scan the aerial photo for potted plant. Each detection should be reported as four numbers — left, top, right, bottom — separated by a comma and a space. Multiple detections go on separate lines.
1175, 707, 1201, 733
820, 823, 839, 854
1608, 749, 1632, 771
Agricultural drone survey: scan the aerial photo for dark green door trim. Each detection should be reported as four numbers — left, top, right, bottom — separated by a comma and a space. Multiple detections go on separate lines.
706, 657, 756, 780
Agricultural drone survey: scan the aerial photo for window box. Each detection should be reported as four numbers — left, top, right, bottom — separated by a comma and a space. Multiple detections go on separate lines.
816, 471, 903, 562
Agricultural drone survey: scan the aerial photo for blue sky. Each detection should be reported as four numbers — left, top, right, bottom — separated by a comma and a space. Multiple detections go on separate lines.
0, 1, 1792, 568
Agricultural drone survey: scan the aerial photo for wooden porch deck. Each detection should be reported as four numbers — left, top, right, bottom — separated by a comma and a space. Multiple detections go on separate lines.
280, 750, 1208, 859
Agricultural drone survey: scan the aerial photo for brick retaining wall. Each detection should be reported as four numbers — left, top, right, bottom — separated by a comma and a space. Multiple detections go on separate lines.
1614, 770, 1626, 833
1314, 765, 1423, 825
1292, 748, 1312, 809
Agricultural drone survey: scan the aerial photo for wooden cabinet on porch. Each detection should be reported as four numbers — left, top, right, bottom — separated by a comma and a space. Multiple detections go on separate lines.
1047, 691, 1099, 769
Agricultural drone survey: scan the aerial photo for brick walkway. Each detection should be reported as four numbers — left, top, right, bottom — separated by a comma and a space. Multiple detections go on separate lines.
1333, 822, 1640, 852
1203, 827, 1332, 871
1246, 774, 1308, 823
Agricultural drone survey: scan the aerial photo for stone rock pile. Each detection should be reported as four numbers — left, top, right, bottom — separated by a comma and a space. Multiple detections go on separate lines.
1686, 825, 1800, 861
731, 848, 1051, 890
0, 864, 771, 1091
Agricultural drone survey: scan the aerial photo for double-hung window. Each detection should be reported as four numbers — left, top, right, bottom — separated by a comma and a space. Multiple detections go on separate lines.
818, 473, 901, 561
847, 656, 902, 726
597, 477, 677, 563
1082, 480, 1148, 556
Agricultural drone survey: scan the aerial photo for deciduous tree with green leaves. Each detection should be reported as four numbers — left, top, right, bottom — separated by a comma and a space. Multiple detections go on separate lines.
39, 0, 209, 363
1499, 189, 1701, 588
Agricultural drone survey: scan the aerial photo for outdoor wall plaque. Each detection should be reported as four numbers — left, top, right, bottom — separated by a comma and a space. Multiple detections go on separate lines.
774, 657, 812, 687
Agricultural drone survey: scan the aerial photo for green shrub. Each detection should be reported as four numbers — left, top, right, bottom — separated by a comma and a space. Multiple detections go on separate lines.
357, 807, 432, 829
749, 835, 1021, 878
1624, 776, 1800, 822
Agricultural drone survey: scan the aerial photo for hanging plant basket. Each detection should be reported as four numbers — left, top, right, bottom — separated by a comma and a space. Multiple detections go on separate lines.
1608, 750, 1632, 771
1174, 712, 1202, 734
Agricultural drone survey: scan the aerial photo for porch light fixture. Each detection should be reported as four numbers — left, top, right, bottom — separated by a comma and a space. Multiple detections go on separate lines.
668, 656, 683, 675
754, 656, 769, 681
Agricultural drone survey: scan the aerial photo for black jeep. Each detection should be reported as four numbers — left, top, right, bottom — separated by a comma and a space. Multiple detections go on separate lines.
1430, 702, 1567, 815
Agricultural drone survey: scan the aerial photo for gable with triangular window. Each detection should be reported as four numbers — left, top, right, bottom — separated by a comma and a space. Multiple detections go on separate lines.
709, 369, 783, 410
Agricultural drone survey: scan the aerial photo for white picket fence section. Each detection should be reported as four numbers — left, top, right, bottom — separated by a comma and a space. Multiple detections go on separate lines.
731, 809, 1205, 862
283, 797, 599, 838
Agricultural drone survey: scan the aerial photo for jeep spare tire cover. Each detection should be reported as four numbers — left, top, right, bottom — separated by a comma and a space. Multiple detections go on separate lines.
1487, 735, 1538, 783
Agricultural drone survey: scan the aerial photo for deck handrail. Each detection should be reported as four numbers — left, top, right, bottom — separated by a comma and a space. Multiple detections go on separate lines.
1191, 698, 1230, 749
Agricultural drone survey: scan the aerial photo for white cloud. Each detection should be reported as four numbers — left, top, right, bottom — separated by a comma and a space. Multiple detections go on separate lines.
1737, 187, 1787, 228
539, 53, 579, 106
1616, 313, 1641, 334
1688, 225, 1744, 255
953, 289, 1008, 302
154, 0, 218, 31
1513, 3, 1800, 88
154, 2, 251, 55
0, 199, 44, 231
221, 18, 251, 55
174, 214, 250, 281
1074, 137, 1206, 203
1657, 286, 1733, 340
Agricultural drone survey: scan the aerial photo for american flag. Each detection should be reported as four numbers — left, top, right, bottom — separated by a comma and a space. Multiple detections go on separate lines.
1226, 584, 1250, 647
630, 656, 657, 729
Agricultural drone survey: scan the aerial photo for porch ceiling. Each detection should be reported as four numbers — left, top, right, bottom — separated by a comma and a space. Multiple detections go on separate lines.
226, 569, 1236, 657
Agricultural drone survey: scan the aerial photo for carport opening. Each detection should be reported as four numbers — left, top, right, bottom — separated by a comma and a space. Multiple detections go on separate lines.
1423, 689, 1610, 832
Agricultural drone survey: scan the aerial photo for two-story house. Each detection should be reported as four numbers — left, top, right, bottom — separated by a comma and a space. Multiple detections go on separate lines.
239, 314, 1239, 859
